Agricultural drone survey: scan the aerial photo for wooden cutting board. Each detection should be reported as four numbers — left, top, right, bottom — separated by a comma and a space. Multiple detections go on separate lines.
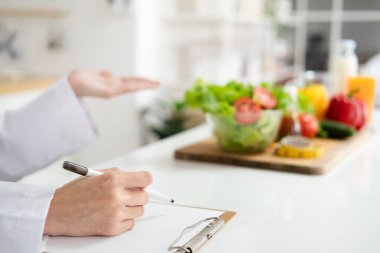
174, 129, 372, 175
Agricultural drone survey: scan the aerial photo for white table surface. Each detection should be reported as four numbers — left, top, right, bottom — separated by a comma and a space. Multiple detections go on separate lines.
29, 120, 380, 253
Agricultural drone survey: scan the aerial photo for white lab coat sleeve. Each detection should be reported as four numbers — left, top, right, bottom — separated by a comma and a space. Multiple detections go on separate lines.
0, 76, 97, 253
0, 181, 56, 253
0, 76, 97, 181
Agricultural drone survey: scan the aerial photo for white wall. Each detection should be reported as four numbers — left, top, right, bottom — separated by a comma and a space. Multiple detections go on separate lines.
0, 0, 135, 75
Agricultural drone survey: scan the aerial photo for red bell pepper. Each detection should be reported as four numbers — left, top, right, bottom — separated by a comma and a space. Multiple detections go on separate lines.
325, 94, 367, 130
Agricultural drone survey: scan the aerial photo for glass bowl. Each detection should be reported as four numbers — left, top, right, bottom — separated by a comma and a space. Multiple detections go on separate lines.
210, 110, 282, 154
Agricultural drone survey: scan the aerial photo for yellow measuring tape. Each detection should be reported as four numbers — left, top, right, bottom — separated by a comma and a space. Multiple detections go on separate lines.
275, 136, 324, 158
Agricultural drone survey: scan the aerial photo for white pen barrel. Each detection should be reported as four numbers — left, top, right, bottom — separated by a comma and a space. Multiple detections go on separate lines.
86, 169, 103, 176
147, 190, 173, 203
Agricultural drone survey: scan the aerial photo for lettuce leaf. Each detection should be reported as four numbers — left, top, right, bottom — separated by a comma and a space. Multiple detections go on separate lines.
184, 79, 313, 116
185, 79, 251, 116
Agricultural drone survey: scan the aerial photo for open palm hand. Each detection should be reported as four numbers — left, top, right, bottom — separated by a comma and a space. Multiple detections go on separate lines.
68, 70, 159, 98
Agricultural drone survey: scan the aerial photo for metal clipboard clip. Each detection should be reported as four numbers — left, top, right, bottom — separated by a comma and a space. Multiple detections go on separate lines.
168, 217, 225, 253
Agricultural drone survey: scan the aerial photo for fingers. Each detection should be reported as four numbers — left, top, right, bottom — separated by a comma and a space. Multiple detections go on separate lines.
119, 219, 135, 233
106, 170, 153, 189
99, 75, 159, 98
90, 169, 151, 236
122, 77, 160, 86
100, 169, 153, 188
122, 206, 145, 219
120, 171, 153, 188
102, 219, 135, 236
99, 169, 151, 205
124, 189, 149, 206
100, 167, 120, 173
120, 77, 160, 91
100, 201, 144, 236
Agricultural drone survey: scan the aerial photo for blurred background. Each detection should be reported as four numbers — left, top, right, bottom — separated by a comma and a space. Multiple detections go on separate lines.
0, 0, 379, 177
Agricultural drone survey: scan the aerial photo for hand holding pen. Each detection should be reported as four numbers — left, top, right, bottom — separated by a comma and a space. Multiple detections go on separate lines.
44, 161, 173, 236
62, 161, 174, 203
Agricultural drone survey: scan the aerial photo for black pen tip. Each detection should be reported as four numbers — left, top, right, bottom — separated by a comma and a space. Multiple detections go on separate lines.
171, 199, 175, 203
62, 161, 69, 169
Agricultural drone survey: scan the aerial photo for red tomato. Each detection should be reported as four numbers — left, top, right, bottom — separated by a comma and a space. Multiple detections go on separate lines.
298, 113, 319, 138
253, 87, 277, 109
233, 97, 262, 125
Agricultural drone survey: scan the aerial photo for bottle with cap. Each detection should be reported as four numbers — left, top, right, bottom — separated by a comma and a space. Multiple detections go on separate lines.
329, 39, 359, 95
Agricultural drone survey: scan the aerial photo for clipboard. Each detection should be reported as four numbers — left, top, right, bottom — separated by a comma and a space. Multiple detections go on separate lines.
167, 205, 235, 253
44, 202, 235, 253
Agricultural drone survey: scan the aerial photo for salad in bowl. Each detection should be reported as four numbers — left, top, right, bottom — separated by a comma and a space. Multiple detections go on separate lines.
184, 79, 308, 154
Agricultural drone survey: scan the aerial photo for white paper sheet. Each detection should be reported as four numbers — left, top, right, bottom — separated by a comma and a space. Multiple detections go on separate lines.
44, 203, 223, 253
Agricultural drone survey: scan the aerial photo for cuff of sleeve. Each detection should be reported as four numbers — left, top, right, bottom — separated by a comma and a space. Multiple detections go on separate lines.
52, 75, 98, 136
0, 182, 56, 253
54, 75, 98, 137
22, 76, 98, 169
22, 185, 56, 253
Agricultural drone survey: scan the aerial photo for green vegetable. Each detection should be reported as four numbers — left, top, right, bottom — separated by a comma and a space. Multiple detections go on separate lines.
184, 79, 313, 153
185, 79, 252, 117
262, 83, 314, 114
185, 80, 303, 115
318, 120, 356, 139
212, 110, 282, 153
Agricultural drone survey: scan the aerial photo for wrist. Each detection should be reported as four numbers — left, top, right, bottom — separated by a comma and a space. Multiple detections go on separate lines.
68, 70, 85, 97
44, 188, 67, 236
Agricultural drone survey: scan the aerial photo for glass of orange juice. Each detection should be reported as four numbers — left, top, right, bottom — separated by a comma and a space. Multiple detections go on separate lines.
347, 77, 376, 121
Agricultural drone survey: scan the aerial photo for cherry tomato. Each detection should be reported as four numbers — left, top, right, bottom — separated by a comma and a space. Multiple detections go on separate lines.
298, 113, 319, 138
233, 97, 262, 125
253, 87, 277, 109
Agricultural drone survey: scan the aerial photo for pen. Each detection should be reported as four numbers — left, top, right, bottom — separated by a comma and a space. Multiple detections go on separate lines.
62, 161, 174, 203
